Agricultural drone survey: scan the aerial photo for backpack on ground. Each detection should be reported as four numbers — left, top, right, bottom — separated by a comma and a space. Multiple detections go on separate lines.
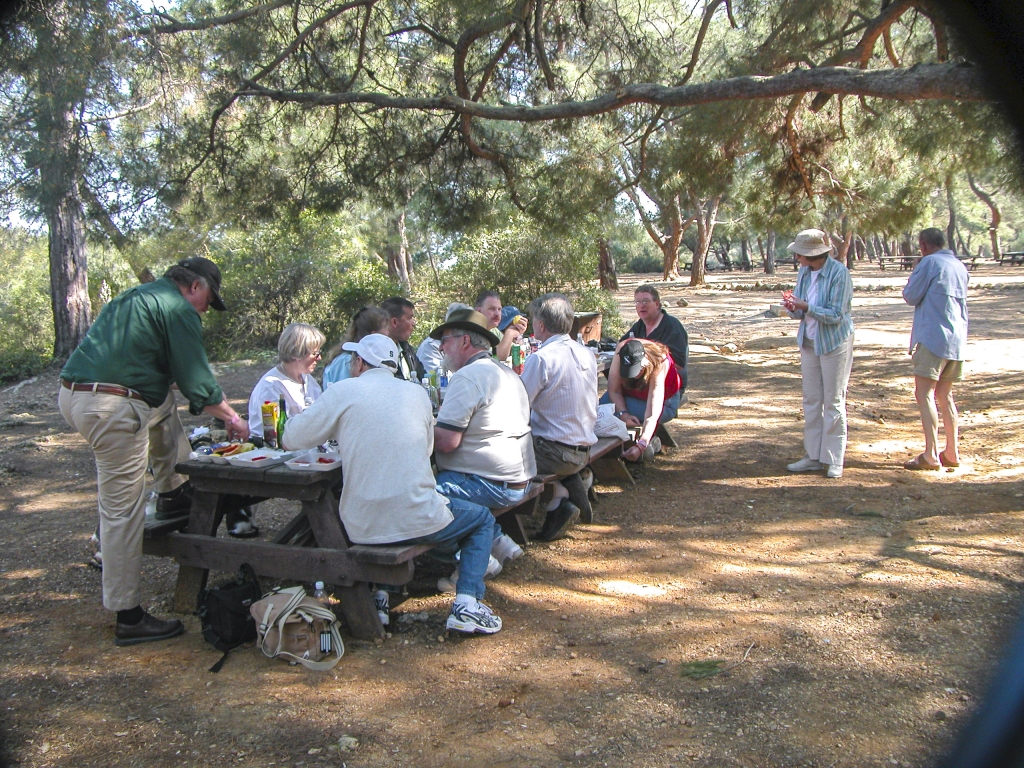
196, 563, 262, 672
250, 586, 344, 671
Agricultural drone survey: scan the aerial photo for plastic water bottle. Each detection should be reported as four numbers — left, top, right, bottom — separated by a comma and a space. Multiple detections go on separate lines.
438, 369, 449, 404
313, 581, 329, 607
421, 377, 439, 410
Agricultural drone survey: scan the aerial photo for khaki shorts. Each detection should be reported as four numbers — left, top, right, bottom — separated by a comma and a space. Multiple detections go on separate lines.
913, 344, 963, 382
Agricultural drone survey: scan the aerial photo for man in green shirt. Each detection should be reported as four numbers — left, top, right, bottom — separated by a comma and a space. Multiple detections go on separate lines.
59, 257, 249, 646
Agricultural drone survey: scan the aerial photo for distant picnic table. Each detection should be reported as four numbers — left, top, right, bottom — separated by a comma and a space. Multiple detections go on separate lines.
1000, 251, 1024, 266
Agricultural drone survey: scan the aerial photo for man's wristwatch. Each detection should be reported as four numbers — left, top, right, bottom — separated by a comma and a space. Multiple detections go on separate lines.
615, 410, 626, 418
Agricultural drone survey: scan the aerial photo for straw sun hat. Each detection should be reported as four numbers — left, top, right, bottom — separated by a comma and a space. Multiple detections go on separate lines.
787, 229, 832, 257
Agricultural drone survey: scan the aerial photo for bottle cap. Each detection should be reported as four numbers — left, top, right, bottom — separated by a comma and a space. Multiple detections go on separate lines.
314, 581, 325, 590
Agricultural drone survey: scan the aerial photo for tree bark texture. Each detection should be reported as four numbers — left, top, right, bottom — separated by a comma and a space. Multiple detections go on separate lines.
39, 104, 90, 361
689, 195, 721, 287
946, 173, 957, 254
597, 237, 618, 290
740, 238, 751, 271
967, 172, 1002, 260
386, 210, 411, 290
763, 231, 777, 275
242, 64, 987, 120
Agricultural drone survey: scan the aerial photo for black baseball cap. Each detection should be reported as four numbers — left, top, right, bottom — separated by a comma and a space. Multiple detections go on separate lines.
177, 257, 226, 311
619, 338, 647, 379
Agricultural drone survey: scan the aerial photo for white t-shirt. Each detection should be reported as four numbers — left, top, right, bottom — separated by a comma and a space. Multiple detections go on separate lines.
435, 353, 537, 482
247, 366, 322, 437
804, 270, 822, 342
283, 368, 452, 544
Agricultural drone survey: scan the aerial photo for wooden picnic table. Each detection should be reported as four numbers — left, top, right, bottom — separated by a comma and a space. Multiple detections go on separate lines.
877, 255, 915, 270
1000, 251, 1024, 266
143, 458, 409, 640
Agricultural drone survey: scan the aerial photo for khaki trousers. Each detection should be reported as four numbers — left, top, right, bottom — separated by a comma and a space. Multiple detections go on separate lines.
59, 387, 189, 611
799, 333, 854, 467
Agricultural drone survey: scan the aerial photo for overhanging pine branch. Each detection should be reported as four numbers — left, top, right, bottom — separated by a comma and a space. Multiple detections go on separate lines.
237, 63, 986, 122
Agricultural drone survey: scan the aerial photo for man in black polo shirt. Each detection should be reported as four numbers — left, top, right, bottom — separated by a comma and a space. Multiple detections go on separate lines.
620, 284, 689, 390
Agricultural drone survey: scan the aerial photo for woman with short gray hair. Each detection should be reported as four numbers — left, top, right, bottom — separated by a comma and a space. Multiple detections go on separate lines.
247, 322, 326, 440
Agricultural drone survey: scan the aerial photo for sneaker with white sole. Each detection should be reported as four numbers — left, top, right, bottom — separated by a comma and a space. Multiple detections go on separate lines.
374, 589, 390, 626
491, 534, 524, 568
88, 531, 102, 570
437, 555, 502, 594
787, 457, 824, 473
826, 464, 843, 479
642, 436, 662, 462
446, 600, 502, 634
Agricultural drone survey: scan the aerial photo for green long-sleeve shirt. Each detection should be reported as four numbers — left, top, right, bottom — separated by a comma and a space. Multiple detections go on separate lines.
60, 278, 223, 414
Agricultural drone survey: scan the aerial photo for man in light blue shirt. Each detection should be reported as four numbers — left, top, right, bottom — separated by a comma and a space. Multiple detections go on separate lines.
902, 228, 969, 471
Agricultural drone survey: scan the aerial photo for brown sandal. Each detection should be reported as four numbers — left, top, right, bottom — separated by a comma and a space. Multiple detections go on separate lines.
939, 451, 960, 468
904, 454, 941, 471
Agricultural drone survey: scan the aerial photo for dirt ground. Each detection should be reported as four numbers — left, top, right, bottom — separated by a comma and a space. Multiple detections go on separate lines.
2, 265, 1024, 768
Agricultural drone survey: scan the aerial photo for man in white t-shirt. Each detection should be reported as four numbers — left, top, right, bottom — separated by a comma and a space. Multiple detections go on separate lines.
432, 309, 537, 512
284, 334, 503, 635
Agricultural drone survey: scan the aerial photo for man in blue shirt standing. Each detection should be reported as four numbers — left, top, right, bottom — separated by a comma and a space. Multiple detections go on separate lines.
902, 228, 969, 470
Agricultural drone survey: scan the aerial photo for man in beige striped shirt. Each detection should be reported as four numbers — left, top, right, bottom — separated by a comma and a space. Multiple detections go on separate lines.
521, 294, 599, 541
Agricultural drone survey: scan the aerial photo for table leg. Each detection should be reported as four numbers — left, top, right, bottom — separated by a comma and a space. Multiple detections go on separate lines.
303, 491, 385, 641
172, 490, 221, 613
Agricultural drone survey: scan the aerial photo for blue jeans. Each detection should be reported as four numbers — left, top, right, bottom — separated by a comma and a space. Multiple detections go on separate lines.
397, 498, 495, 600
435, 470, 527, 510
599, 389, 681, 425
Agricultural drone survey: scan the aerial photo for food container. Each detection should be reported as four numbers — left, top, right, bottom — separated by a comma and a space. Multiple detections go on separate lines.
285, 450, 343, 472
224, 448, 295, 468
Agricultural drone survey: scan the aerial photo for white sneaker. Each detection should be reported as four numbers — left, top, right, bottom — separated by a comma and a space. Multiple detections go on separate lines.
374, 589, 390, 626
787, 457, 824, 473
437, 555, 502, 594
642, 436, 662, 461
826, 464, 843, 479
491, 534, 524, 568
447, 599, 502, 634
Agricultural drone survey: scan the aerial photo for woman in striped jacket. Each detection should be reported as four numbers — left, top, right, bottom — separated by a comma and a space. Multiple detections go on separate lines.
781, 229, 855, 479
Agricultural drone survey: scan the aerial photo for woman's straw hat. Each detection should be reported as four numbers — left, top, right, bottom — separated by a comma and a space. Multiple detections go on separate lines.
787, 229, 832, 257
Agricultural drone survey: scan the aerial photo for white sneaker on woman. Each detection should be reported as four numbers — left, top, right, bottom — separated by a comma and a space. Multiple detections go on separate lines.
787, 457, 823, 472
826, 464, 843, 478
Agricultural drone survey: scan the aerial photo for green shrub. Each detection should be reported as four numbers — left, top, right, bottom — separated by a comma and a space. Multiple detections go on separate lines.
429, 214, 621, 341
0, 228, 52, 383
201, 214, 400, 359
626, 252, 664, 273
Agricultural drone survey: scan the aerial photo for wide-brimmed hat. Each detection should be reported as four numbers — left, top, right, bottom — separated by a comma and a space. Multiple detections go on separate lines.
429, 308, 497, 348
498, 305, 523, 331
787, 229, 832, 258
178, 256, 227, 311
619, 339, 647, 379
343, 333, 399, 370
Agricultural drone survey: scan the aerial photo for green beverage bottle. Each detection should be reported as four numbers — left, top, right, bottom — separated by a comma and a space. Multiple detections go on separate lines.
276, 395, 287, 449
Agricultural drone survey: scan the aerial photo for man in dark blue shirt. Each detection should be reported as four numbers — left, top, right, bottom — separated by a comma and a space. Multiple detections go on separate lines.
620, 284, 689, 391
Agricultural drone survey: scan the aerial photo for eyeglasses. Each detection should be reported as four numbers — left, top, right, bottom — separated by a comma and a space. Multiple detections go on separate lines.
309, 350, 322, 359
439, 334, 461, 346
634, 298, 655, 306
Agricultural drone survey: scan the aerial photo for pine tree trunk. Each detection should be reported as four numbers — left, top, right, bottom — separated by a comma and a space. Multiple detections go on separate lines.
386, 211, 410, 290
764, 230, 777, 275
945, 173, 957, 254
740, 238, 752, 271
661, 195, 683, 281
40, 106, 90, 361
689, 196, 720, 287
967, 172, 1002, 260
598, 237, 618, 290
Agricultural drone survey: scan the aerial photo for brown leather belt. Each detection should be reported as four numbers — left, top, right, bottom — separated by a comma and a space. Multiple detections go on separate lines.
61, 379, 146, 403
502, 480, 530, 490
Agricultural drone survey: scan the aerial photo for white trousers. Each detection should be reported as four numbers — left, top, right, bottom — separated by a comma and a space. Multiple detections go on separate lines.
800, 333, 854, 467
59, 387, 189, 611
